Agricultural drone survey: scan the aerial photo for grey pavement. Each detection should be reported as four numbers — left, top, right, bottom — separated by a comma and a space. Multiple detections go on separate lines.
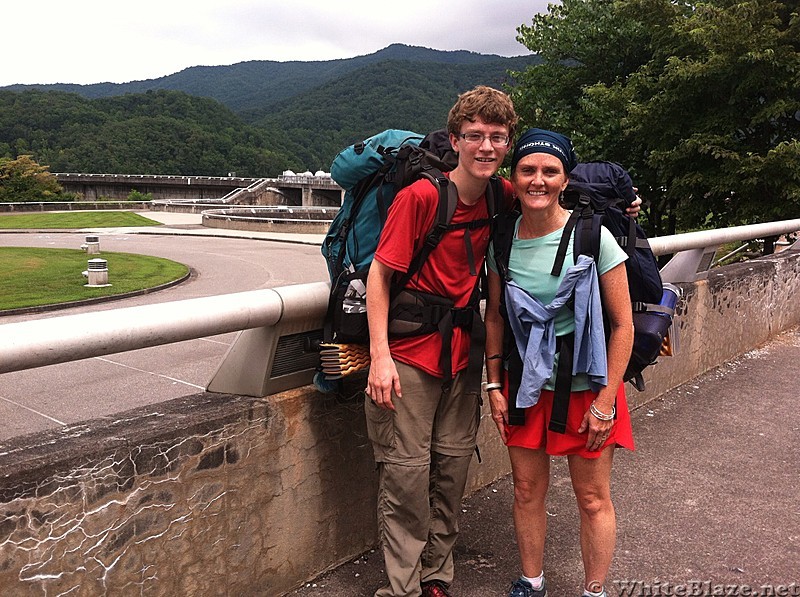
291, 326, 800, 596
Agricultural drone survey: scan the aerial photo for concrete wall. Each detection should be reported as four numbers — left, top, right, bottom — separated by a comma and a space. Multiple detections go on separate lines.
1, 246, 799, 596
55, 174, 261, 202
63, 182, 236, 201
53, 174, 343, 206
628, 245, 800, 408
0, 201, 151, 213
201, 207, 338, 235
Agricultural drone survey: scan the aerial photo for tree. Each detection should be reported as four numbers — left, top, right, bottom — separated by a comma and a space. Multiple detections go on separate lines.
0, 155, 63, 202
0, 90, 299, 177
513, 0, 800, 234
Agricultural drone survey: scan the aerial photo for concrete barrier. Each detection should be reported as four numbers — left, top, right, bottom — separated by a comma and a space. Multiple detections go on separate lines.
201, 207, 337, 234
1, 246, 799, 595
629, 244, 800, 407
0, 201, 151, 212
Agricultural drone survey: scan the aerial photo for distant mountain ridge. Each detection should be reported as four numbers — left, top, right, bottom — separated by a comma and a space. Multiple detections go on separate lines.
0, 44, 539, 173
3, 44, 535, 114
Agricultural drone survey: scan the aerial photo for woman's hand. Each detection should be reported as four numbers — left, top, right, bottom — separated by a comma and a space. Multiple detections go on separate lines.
579, 400, 615, 451
488, 388, 510, 443
586, 260, 633, 452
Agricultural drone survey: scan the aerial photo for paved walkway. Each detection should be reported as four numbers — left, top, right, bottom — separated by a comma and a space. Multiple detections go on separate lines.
290, 326, 800, 596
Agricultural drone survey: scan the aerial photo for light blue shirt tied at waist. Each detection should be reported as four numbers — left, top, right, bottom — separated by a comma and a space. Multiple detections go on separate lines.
505, 254, 608, 409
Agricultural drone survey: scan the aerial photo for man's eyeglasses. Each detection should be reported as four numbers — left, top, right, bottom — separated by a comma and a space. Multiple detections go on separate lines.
458, 133, 510, 147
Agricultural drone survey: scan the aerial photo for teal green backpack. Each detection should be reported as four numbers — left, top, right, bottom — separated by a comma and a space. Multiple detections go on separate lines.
319, 128, 500, 386
322, 129, 461, 345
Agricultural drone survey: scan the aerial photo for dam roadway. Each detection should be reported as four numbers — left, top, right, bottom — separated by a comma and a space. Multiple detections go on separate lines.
0, 212, 328, 441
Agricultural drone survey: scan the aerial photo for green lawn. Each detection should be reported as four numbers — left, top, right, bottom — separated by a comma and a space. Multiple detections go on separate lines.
0, 247, 189, 311
0, 211, 162, 229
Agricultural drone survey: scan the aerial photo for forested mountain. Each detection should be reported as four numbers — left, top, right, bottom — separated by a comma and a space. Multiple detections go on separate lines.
249, 56, 535, 170
0, 90, 292, 177
4, 44, 535, 117
0, 45, 536, 175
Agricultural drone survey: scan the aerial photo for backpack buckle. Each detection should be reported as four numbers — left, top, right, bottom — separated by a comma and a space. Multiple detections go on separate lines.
433, 173, 448, 187
451, 307, 474, 328
424, 227, 447, 250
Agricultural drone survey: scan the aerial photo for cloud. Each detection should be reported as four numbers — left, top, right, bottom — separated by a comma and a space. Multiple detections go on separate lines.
1, 0, 546, 86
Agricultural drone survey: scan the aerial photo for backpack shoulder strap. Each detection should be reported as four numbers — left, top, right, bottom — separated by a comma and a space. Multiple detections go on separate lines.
485, 175, 502, 219
551, 193, 593, 276
576, 208, 603, 262
492, 204, 517, 283
393, 170, 453, 291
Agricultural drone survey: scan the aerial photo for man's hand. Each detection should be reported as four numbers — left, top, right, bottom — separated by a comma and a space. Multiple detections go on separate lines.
367, 350, 402, 411
366, 260, 402, 410
626, 193, 642, 218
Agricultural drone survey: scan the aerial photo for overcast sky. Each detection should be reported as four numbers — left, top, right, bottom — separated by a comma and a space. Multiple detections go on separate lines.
2, 0, 548, 87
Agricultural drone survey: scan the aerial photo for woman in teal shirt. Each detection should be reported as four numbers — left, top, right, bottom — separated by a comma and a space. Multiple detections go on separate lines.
484, 129, 635, 597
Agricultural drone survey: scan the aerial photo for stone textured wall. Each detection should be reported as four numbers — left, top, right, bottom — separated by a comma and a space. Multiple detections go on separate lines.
1, 246, 799, 596
0, 391, 379, 596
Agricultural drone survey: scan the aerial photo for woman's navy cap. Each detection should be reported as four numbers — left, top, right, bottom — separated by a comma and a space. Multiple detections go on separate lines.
511, 128, 578, 173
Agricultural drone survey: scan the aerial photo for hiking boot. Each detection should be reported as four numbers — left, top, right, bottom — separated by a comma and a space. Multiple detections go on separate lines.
509, 577, 547, 597
421, 579, 453, 597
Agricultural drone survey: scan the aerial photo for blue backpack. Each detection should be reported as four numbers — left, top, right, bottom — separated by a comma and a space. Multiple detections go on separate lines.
323, 130, 446, 282
492, 161, 678, 431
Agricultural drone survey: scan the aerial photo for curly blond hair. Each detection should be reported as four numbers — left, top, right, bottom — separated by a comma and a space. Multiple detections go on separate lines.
446, 85, 518, 140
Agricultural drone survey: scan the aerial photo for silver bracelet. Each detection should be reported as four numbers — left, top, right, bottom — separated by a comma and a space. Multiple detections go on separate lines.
482, 381, 503, 392
590, 402, 616, 421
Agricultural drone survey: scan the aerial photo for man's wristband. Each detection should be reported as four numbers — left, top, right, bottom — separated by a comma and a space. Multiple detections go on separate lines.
482, 381, 503, 392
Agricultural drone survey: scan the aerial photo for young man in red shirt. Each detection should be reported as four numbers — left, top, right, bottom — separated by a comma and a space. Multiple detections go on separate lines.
365, 86, 518, 597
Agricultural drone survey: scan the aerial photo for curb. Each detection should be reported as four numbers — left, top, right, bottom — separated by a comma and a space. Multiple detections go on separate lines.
0, 227, 324, 246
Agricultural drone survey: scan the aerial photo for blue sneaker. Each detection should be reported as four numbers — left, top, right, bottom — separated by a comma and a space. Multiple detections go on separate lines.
509, 577, 547, 597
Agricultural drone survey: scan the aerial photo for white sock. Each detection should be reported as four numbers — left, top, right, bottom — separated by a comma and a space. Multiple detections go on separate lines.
583, 588, 605, 597
521, 572, 544, 590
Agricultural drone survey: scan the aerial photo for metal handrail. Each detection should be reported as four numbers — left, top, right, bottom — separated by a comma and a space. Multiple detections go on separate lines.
651, 219, 800, 284
0, 219, 798, 382
648, 219, 800, 256
0, 283, 330, 376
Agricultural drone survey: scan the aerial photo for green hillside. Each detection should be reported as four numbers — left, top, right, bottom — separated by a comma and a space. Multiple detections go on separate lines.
4, 45, 536, 114
0, 45, 539, 175
0, 89, 294, 176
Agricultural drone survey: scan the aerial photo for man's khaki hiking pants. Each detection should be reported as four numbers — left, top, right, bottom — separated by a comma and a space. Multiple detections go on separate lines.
365, 361, 481, 597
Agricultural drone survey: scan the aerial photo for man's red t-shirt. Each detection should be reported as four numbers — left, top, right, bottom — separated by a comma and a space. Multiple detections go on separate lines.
374, 175, 513, 378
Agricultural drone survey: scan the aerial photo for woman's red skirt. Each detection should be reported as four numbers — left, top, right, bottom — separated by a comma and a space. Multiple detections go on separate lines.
504, 383, 635, 459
